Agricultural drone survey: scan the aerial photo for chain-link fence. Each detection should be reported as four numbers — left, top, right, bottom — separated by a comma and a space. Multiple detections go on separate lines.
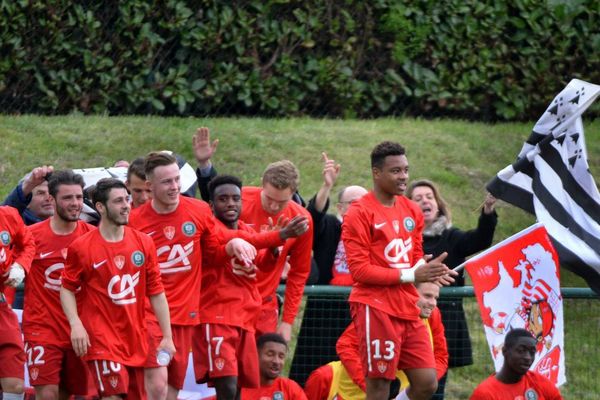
282, 286, 599, 399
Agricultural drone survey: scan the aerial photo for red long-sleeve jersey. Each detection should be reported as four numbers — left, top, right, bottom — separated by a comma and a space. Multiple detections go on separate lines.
239, 187, 313, 324
342, 192, 424, 320
0, 205, 35, 294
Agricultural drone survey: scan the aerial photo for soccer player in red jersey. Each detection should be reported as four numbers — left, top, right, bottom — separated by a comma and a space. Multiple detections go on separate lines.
192, 128, 314, 342
60, 178, 175, 400
238, 161, 313, 342
0, 205, 35, 400
341, 141, 456, 400
129, 153, 261, 400
126, 158, 152, 208
193, 175, 309, 400
240, 333, 307, 400
470, 328, 562, 400
22, 170, 97, 400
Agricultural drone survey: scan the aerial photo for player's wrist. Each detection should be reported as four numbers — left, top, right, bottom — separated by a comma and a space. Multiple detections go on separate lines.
399, 269, 415, 283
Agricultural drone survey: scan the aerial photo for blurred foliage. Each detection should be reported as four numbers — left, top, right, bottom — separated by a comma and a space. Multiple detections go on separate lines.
0, 0, 598, 120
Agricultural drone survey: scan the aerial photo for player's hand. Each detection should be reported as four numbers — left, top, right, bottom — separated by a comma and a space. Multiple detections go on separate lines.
267, 215, 289, 231
226, 238, 257, 265
157, 336, 176, 359
3, 263, 25, 287
70, 321, 91, 357
22, 165, 54, 195
231, 257, 258, 279
278, 215, 309, 240
321, 152, 341, 188
277, 322, 293, 342
414, 252, 456, 285
192, 127, 219, 168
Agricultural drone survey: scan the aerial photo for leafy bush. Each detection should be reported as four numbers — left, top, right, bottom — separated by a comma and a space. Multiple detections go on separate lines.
0, 0, 598, 120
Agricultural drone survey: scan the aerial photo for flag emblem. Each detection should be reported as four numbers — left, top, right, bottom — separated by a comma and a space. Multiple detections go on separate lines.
215, 357, 225, 371
30, 367, 39, 380
487, 79, 600, 295
61, 248, 68, 259
377, 361, 387, 373
109, 376, 119, 388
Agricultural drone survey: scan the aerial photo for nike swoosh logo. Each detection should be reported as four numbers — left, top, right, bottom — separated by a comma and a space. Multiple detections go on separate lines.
93, 260, 107, 269
40, 251, 54, 258
147, 231, 156, 236
374, 222, 386, 229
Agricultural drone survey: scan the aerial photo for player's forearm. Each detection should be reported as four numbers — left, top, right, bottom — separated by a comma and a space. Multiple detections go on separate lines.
150, 292, 173, 340
60, 287, 82, 327
281, 262, 310, 324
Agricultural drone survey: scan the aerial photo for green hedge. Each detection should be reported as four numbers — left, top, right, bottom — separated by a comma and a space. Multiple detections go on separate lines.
1, 0, 598, 120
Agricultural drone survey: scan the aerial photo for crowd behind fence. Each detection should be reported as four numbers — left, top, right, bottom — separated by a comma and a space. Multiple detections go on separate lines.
278, 285, 600, 399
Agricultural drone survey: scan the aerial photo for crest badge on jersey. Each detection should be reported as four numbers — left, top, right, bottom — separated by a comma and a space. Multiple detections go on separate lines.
114, 255, 126, 270
131, 251, 145, 267
0, 231, 10, 246
377, 361, 388, 373
215, 357, 225, 371
182, 222, 196, 236
163, 226, 176, 240
272, 392, 284, 400
109, 375, 119, 388
30, 367, 39, 380
61, 248, 68, 259
525, 389, 539, 400
403, 217, 415, 232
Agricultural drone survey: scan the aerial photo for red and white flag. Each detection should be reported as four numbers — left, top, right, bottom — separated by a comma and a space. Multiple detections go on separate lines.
465, 223, 565, 386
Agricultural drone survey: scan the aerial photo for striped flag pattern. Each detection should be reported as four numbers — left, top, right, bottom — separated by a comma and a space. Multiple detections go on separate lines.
487, 79, 600, 294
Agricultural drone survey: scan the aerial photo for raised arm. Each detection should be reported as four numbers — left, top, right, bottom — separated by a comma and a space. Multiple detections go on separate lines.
192, 127, 219, 201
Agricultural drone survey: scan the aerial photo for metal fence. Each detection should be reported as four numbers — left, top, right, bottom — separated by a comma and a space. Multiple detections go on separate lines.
280, 285, 599, 399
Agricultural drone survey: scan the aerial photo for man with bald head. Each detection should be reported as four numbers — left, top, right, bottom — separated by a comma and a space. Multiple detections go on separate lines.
308, 153, 368, 285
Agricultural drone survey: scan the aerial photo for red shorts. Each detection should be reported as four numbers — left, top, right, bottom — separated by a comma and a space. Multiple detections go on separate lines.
254, 296, 279, 337
24, 342, 93, 395
350, 302, 435, 380
144, 321, 193, 390
0, 302, 25, 380
192, 323, 259, 388
88, 360, 144, 400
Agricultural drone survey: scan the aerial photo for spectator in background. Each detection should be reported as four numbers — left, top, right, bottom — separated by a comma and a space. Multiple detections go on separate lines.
240, 333, 307, 400
407, 180, 497, 400
2, 165, 54, 308
125, 157, 152, 208
470, 329, 562, 400
2, 165, 55, 225
307, 152, 367, 285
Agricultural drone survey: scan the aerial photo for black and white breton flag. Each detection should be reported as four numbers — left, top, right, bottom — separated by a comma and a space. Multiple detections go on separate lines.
487, 79, 600, 294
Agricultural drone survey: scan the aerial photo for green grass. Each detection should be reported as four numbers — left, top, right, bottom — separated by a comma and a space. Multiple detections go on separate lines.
2, 115, 598, 287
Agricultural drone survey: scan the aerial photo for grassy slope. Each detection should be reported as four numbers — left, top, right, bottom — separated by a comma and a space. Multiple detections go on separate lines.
3, 115, 598, 285
2, 116, 599, 397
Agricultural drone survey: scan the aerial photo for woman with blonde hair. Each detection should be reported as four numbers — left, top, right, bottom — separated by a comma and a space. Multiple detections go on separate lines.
407, 179, 497, 399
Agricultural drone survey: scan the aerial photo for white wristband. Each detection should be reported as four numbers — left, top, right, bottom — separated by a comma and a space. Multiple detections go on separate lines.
399, 259, 426, 284
400, 269, 415, 283
8, 263, 25, 285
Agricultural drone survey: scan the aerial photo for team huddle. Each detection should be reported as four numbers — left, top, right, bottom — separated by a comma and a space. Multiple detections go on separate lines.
1, 128, 563, 400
